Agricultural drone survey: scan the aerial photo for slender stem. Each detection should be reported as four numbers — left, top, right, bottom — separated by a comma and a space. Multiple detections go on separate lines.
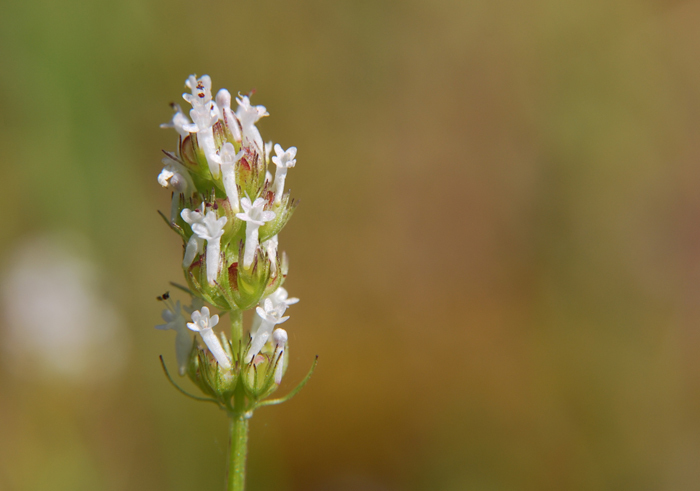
230, 309, 243, 356
228, 382, 249, 491
228, 413, 249, 491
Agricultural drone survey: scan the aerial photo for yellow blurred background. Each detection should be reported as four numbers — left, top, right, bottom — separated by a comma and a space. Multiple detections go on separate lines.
2, 0, 700, 489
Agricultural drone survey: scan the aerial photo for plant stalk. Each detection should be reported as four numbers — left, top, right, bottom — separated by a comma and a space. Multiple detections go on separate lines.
228, 382, 249, 491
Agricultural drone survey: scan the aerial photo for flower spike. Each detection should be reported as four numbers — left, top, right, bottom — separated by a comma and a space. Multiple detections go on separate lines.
157, 76, 313, 454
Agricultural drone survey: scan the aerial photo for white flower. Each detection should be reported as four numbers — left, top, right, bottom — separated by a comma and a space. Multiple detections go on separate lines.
215, 88, 230, 121
271, 144, 297, 204
155, 300, 193, 376
264, 141, 273, 165
236, 196, 276, 269
181, 75, 221, 177
157, 167, 174, 188
160, 104, 191, 138
262, 234, 279, 272
269, 286, 300, 308
250, 286, 298, 337
219, 142, 244, 213
236, 95, 268, 151
217, 88, 242, 143
245, 298, 289, 363
159, 158, 193, 222
191, 210, 228, 285
181, 204, 206, 268
272, 328, 288, 384
187, 306, 231, 369
182, 75, 217, 131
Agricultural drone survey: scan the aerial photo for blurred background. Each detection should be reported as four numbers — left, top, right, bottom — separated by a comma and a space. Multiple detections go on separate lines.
1, 0, 700, 489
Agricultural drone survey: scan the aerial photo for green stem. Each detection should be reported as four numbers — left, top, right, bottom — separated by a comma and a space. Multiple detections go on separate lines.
230, 309, 243, 356
228, 412, 248, 491
228, 378, 249, 491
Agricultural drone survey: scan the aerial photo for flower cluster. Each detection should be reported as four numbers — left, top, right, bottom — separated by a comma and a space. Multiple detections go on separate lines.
155, 75, 303, 410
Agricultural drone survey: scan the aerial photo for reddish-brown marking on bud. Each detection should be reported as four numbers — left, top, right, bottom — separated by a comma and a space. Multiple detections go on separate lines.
228, 262, 239, 288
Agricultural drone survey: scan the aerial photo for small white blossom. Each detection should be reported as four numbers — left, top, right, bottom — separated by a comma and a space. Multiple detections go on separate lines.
155, 300, 193, 376
157, 167, 175, 188
181, 75, 221, 177
215, 88, 230, 121
270, 286, 300, 308
187, 307, 231, 369
159, 158, 193, 222
262, 234, 279, 272
250, 286, 298, 337
264, 141, 273, 164
245, 298, 289, 363
236, 196, 276, 269
236, 95, 268, 151
272, 328, 288, 384
160, 104, 191, 138
271, 144, 297, 204
217, 88, 242, 143
191, 210, 228, 285
181, 204, 206, 268
219, 142, 244, 213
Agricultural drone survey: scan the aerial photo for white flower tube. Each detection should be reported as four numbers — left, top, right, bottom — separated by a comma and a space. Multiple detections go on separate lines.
262, 234, 279, 272
236, 197, 276, 269
186, 307, 230, 369
219, 142, 244, 213
272, 328, 288, 385
236, 95, 268, 152
181, 205, 206, 267
191, 210, 228, 285
245, 298, 289, 363
271, 144, 297, 204
182, 75, 221, 177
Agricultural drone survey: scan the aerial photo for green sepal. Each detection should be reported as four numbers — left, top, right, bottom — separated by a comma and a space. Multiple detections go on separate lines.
224, 245, 272, 310
186, 340, 238, 404
259, 193, 298, 243
237, 148, 267, 200
185, 259, 231, 311
241, 348, 287, 401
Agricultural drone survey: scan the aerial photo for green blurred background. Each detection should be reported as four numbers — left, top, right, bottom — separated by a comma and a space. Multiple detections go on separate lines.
1, 0, 700, 489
